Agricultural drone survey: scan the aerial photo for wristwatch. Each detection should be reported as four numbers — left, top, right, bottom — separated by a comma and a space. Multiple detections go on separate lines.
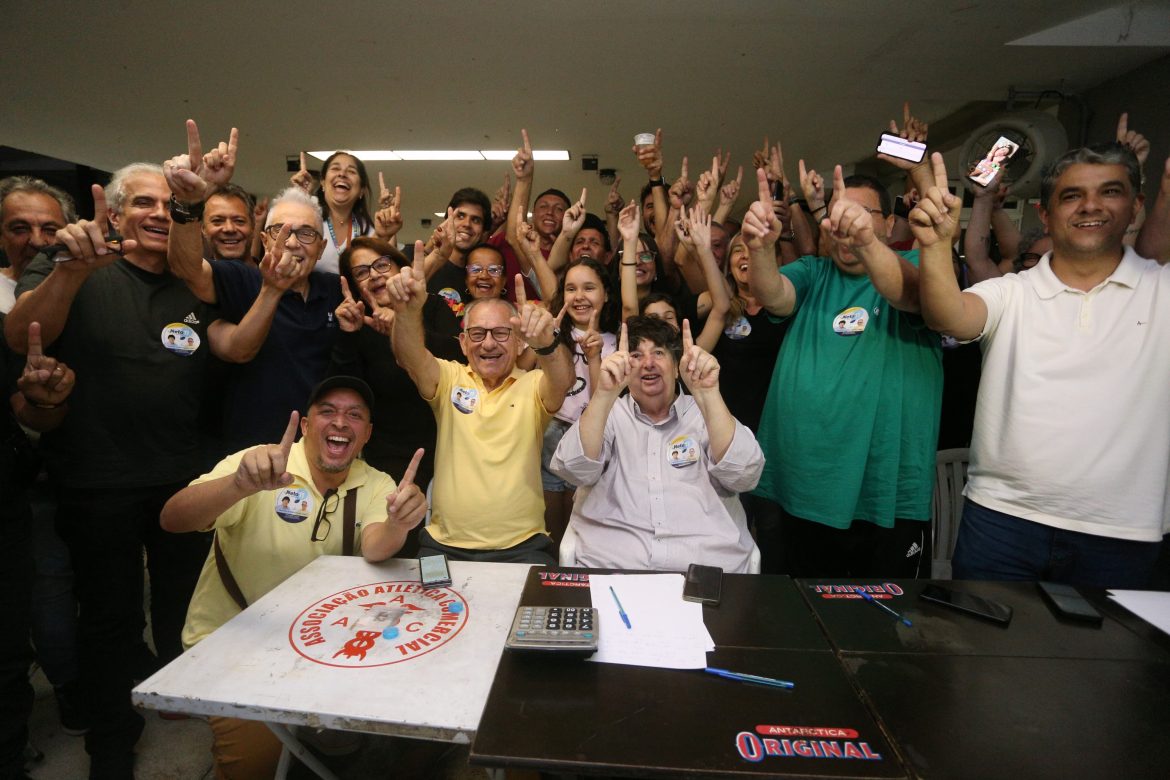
648, 176, 667, 188
169, 195, 204, 224
533, 330, 560, 355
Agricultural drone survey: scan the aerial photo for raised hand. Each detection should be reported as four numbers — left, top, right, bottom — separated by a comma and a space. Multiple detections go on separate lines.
668, 156, 693, 209
970, 163, 1006, 200
234, 411, 299, 492
513, 129, 534, 182
798, 159, 826, 211
633, 129, 663, 179
511, 274, 559, 350
199, 120, 239, 190
562, 188, 588, 236
617, 200, 640, 243
605, 176, 624, 216
1117, 112, 1151, 167
385, 448, 427, 529
360, 283, 395, 336
578, 309, 603, 364
908, 153, 962, 248
715, 148, 731, 185
374, 173, 403, 239
291, 151, 315, 193
878, 102, 929, 171
18, 322, 75, 407
765, 140, 787, 187
741, 168, 782, 250
678, 319, 719, 391
695, 155, 720, 210
719, 166, 744, 210
491, 173, 511, 229
825, 165, 877, 250
253, 196, 270, 226
386, 241, 428, 312
51, 184, 133, 267
335, 276, 366, 332
598, 321, 630, 393
258, 223, 306, 291
676, 204, 712, 251
515, 221, 543, 260
432, 208, 457, 258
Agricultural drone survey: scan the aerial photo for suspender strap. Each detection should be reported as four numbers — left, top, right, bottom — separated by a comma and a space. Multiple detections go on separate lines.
343, 488, 358, 556
213, 531, 249, 610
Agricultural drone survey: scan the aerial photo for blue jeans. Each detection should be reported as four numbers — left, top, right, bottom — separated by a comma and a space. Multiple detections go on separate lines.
952, 500, 1162, 589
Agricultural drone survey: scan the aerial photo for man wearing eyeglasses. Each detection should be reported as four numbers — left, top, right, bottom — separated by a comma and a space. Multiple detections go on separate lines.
162, 375, 425, 778
163, 122, 344, 457
390, 246, 575, 564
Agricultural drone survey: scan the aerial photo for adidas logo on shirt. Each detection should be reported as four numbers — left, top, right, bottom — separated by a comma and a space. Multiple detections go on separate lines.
183, 313, 200, 325
905, 542, 921, 558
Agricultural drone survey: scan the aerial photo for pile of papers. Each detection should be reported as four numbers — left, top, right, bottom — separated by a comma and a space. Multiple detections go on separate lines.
588, 573, 714, 669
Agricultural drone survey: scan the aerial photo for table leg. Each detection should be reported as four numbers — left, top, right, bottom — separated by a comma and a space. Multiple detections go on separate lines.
265, 722, 341, 780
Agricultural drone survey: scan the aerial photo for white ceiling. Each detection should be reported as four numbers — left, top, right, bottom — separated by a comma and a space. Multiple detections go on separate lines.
3, 1, 1168, 237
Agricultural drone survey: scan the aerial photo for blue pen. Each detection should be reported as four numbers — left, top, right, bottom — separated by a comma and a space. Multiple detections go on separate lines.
859, 590, 913, 627
705, 667, 795, 690
609, 586, 632, 629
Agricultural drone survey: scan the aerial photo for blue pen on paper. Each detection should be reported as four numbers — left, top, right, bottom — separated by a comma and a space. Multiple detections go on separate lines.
859, 590, 913, 627
609, 586, 632, 629
705, 667, 795, 690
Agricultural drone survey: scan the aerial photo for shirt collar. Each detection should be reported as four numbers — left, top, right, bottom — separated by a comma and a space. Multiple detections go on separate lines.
628, 390, 688, 426
1030, 246, 1143, 299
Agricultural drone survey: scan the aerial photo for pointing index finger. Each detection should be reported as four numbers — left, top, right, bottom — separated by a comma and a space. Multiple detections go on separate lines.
379, 171, 387, 195
931, 152, 948, 192
398, 448, 424, 491
756, 167, 773, 205
682, 318, 694, 354
186, 119, 203, 167
227, 127, 239, 160
521, 128, 531, 153
554, 300, 570, 328
833, 165, 846, 197
299, 151, 308, 173
618, 321, 628, 353
26, 322, 43, 359
340, 275, 355, 302
514, 274, 527, 308
412, 240, 426, 275
1117, 112, 1129, 141
279, 410, 299, 456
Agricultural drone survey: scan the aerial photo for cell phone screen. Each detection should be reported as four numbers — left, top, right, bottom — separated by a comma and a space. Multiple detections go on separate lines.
419, 554, 451, 587
876, 133, 926, 164
920, 584, 1013, 624
967, 135, 1020, 187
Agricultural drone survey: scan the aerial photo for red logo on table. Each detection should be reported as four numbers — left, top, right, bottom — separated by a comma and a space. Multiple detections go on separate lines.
736, 723, 882, 763
288, 581, 468, 668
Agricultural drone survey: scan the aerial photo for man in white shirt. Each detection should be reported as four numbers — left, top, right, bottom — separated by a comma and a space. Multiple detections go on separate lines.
551, 316, 763, 573
912, 144, 1165, 588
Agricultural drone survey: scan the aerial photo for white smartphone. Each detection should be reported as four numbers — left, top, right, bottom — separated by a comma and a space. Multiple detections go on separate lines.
876, 133, 926, 164
419, 554, 452, 587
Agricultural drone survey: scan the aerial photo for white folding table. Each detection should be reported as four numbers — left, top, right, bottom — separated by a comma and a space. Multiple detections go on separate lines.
133, 556, 530, 779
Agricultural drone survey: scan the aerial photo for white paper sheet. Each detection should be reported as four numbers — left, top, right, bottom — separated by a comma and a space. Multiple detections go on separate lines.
588, 573, 713, 669
1108, 589, 1170, 637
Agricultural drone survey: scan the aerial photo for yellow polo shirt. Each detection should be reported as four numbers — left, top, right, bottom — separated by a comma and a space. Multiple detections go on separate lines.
426, 359, 552, 549
181, 441, 397, 648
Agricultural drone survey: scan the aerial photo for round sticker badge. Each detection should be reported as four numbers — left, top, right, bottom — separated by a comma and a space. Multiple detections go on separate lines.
451, 386, 479, 415
161, 323, 200, 355
668, 435, 700, 468
723, 315, 752, 340
275, 486, 313, 523
832, 307, 869, 336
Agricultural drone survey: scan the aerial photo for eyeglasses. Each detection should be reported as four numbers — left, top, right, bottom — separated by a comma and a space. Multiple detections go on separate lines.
464, 326, 513, 343
1018, 252, 1043, 264
264, 224, 323, 245
310, 488, 340, 543
635, 251, 656, 264
351, 256, 396, 281
467, 264, 504, 277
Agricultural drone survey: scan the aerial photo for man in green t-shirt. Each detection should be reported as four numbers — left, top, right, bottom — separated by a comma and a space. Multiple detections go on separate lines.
744, 165, 942, 578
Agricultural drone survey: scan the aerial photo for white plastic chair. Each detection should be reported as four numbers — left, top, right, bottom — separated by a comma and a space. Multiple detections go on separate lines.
931, 448, 970, 579
559, 520, 762, 574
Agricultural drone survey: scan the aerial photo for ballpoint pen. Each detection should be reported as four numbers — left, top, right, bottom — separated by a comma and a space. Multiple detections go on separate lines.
704, 667, 795, 689
609, 586, 632, 629
859, 590, 913, 627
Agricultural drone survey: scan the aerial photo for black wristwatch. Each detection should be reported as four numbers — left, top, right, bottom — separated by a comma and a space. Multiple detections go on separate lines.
533, 330, 560, 355
648, 176, 667, 188
169, 195, 205, 224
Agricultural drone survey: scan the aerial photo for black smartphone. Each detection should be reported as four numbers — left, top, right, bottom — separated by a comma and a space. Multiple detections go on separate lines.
920, 584, 1013, 625
683, 563, 722, 605
1037, 581, 1103, 626
876, 132, 926, 164
419, 554, 452, 588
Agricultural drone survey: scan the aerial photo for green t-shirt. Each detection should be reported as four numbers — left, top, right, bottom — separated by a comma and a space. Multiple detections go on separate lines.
753, 253, 942, 528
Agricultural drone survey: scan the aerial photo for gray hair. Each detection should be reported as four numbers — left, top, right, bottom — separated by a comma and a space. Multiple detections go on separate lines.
1039, 143, 1141, 211
1018, 226, 1049, 256
106, 163, 165, 215
461, 297, 518, 329
264, 187, 324, 231
0, 176, 77, 223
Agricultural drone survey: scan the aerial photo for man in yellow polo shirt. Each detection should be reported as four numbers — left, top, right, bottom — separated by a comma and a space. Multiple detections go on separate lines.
390, 242, 575, 564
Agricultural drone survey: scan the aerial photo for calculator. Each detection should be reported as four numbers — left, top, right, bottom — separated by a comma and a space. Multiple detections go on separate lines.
505, 605, 599, 654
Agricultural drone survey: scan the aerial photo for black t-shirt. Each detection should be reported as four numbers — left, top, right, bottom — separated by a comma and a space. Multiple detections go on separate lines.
713, 306, 789, 433
17, 256, 214, 488
210, 262, 343, 454
328, 295, 461, 487
427, 261, 468, 321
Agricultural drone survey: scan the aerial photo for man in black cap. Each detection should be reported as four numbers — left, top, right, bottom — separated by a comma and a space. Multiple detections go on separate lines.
161, 375, 426, 778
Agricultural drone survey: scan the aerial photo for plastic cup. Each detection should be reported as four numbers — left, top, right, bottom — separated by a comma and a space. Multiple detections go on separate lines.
634, 133, 656, 149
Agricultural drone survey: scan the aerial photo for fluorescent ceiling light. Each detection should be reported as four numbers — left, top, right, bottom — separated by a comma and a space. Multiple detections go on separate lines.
308, 150, 570, 162
433, 212, 446, 217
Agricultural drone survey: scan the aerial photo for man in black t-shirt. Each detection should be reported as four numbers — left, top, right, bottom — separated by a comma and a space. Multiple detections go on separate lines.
424, 187, 492, 318
4, 163, 214, 779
